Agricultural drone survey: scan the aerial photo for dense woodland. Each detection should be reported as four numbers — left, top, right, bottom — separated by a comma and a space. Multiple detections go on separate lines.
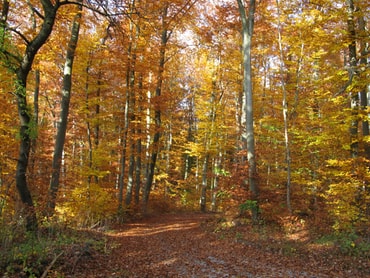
0, 0, 369, 240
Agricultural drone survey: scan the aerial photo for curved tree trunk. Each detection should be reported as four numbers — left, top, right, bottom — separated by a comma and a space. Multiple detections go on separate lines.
10, 1, 59, 231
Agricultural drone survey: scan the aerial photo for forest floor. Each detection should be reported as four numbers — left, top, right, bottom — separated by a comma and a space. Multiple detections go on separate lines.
62, 212, 369, 278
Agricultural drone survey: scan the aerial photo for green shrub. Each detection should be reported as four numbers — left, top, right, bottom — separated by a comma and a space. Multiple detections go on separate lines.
239, 200, 259, 214
316, 231, 370, 257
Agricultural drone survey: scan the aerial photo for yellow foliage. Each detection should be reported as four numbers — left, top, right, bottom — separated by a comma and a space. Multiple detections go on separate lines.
59, 183, 117, 227
324, 171, 369, 232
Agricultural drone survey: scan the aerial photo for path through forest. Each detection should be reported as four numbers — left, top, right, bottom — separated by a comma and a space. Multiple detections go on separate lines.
70, 213, 367, 278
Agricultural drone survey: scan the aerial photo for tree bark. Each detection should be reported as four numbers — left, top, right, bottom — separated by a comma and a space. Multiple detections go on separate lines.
346, 0, 359, 159
48, 1, 82, 215
237, 0, 259, 222
200, 154, 209, 212
135, 72, 144, 205
275, 0, 292, 214
358, 14, 370, 159
211, 154, 221, 212
9, 0, 59, 231
142, 5, 169, 213
125, 8, 138, 206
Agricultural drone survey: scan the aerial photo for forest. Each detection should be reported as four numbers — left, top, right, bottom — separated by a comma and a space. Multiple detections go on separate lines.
0, 0, 369, 277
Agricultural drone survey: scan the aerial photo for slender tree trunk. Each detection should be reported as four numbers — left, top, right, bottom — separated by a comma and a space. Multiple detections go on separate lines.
200, 154, 209, 212
84, 53, 93, 190
211, 155, 221, 212
119, 24, 135, 210
47, 1, 82, 215
346, 0, 359, 159
237, 0, 258, 222
117, 74, 130, 213
126, 87, 136, 206
86, 105, 94, 189
85, 36, 107, 188
85, 71, 100, 186
126, 145, 135, 206
276, 0, 292, 214
142, 5, 169, 213
164, 119, 173, 196
358, 15, 370, 158
125, 10, 138, 206
135, 73, 144, 205
135, 133, 142, 205
184, 93, 196, 180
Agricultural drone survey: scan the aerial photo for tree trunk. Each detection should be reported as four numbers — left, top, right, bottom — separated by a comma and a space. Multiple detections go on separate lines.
117, 69, 130, 213
358, 15, 370, 158
142, 5, 169, 213
48, 1, 82, 216
135, 72, 144, 205
30, 70, 40, 174
237, 0, 259, 222
211, 155, 221, 212
276, 0, 292, 214
9, 1, 59, 231
200, 154, 209, 212
125, 11, 138, 206
346, 0, 359, 159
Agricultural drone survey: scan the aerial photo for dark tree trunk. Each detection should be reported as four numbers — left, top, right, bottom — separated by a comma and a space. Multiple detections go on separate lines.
11, 1, 59, 231
142, 5, 169, 213
48, 2, 82, 215
346, 0, 359, 159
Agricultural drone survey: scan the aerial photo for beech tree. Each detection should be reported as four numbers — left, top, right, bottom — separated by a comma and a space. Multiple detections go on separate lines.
0, 0, 124, 230
141, 0, 199, 212
237, 0, 258, 221
48, 0, 83, 216
0, 0, 62, 231
0, 0, 368, 233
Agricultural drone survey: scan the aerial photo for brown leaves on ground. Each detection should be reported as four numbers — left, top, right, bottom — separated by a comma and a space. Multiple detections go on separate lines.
63, 213, 368, 278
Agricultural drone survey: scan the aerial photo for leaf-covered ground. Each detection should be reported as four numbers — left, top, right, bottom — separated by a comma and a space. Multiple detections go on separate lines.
64, 213, 369, 278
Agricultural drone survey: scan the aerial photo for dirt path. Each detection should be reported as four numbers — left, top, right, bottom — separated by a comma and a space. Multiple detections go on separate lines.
70, 213, 366, 278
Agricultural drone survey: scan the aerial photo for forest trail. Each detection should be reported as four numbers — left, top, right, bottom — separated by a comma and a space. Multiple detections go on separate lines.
70, 213, 367, 278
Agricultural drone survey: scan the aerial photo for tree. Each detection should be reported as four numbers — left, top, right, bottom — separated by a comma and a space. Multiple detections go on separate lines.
237, 0, 258, 221
142, 3, 169, 212
0, 0, 62, 231
47, 0, 83, 216
141, 0, 199, 212
275, 0, 293, 214
0, 0, 121, 230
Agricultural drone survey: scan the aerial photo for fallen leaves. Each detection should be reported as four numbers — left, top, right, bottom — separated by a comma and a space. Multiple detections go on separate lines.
67, 213, 369, 278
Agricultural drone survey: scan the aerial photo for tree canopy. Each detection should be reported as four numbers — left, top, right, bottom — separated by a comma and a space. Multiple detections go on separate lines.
0, 0, 369, 235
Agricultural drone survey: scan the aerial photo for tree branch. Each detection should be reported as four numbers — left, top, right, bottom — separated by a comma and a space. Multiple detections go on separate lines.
7, 26, 31, 44
335, 68, 356, 96
59, 0, 132, 17
40, 251, 64, 278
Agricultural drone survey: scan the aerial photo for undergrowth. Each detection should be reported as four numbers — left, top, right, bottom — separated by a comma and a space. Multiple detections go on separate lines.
210, 211, 370, 260
0, 218, 109, 278
315, 231, 370, 257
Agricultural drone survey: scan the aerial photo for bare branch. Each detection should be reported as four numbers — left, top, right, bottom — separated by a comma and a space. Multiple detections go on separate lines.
7, 26, 31, 44
60, 0, 132, 17
40, 251, 64, 278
